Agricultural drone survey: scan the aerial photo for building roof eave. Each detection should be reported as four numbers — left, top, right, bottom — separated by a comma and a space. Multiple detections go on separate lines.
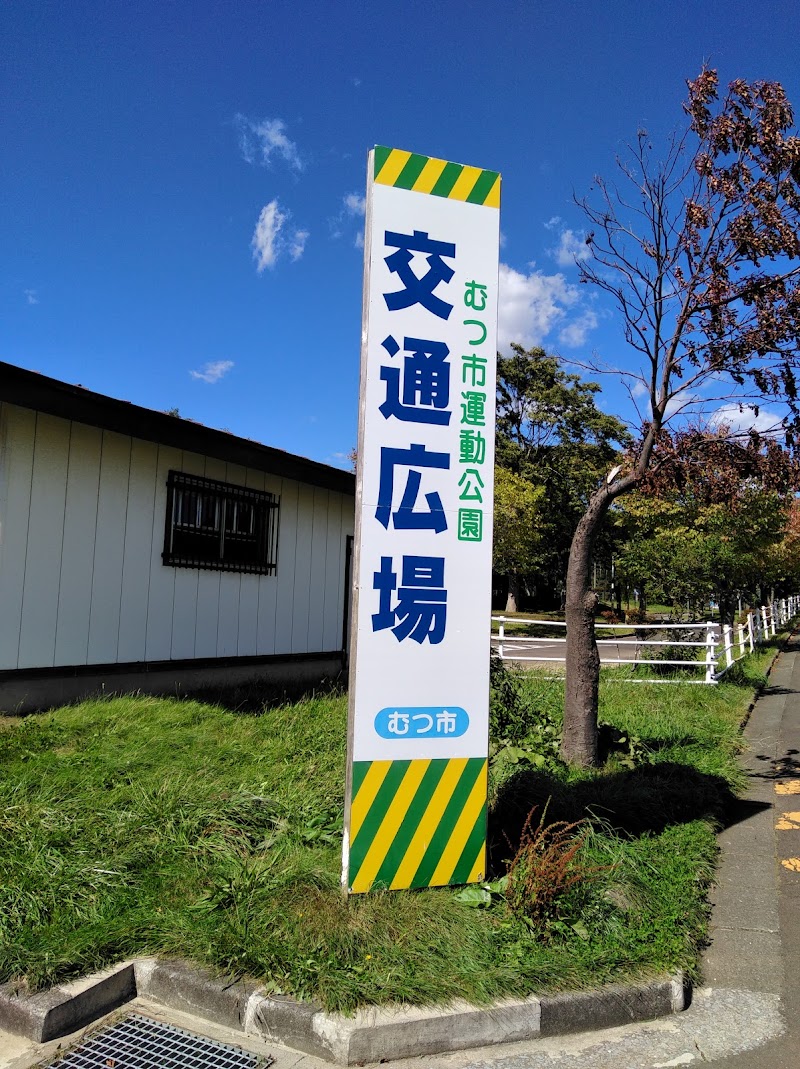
0, 361, 355, 496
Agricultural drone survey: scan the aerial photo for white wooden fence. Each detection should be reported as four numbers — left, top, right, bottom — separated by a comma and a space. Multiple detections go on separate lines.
491, 595, 799, 684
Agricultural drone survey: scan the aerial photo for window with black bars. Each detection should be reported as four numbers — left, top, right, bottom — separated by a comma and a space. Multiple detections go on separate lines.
163, 470, 279, 575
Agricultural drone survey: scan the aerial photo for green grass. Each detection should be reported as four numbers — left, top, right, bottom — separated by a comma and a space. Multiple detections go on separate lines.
0, 641, 780, 1012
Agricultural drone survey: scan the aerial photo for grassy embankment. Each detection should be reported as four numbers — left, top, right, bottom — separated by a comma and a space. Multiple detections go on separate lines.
0, 642, 779, 1012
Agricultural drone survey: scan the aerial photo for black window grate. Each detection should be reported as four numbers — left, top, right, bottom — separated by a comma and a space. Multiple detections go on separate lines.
163, 470, 279, 576
55, 1014, 274, 1068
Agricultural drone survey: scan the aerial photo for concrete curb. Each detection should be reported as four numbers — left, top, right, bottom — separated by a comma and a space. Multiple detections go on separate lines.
0, 956, 687, 1064
0, 961, 135, 1043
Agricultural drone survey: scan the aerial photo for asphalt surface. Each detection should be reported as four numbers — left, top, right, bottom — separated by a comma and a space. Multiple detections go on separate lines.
492, 635, 650, 668
491, 621, 719, 674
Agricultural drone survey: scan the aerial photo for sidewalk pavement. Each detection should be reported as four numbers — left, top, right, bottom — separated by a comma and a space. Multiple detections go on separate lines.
694, 632, 800, 1068
3, 639, 799, 1068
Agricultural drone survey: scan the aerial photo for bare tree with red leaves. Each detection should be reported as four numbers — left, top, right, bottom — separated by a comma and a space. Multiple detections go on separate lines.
562, 69, 800, 767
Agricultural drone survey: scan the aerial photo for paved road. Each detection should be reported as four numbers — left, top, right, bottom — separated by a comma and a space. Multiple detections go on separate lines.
492, 621, 729, 675
492, 635, 648, 667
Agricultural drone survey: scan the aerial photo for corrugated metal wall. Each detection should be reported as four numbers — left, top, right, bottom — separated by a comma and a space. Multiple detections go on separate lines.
0, 403, 353, 670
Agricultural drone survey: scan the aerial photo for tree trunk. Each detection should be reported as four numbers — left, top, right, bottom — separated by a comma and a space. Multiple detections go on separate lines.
717, 589, 735, 627
505, 573, 521, 613
561, 492, 611, 767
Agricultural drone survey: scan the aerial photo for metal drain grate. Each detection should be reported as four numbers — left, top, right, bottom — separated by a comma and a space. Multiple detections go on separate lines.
55, 1014, 274, 1068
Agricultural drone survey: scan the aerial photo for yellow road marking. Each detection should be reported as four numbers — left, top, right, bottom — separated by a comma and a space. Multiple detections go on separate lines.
776, 781, 800, 795
781, 857, 800, 872
776, 811, 800, 830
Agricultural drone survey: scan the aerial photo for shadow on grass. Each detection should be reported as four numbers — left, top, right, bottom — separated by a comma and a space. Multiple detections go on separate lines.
179, 671, 347, 715
487, 761, 770, 873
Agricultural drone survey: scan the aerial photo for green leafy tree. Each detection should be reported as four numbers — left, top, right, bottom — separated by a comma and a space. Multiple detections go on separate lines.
495, 346, 630, 604
617, 488, 789, 620
762, 499, 800, 594
616, 427, 799, 620
492, 467, 547, 611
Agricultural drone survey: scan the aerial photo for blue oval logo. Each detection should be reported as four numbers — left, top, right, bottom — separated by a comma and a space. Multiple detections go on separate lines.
374, 706, 469, 740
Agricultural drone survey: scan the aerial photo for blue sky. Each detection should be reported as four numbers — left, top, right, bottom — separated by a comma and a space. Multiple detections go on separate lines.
3, 1, 799, 467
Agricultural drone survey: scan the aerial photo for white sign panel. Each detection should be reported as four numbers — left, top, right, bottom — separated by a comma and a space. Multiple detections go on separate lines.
344, 147, 500, 894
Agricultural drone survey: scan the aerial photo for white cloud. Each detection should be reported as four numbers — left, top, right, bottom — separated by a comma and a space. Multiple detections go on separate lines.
326, 450, 355, 470
251, 199, 308, 271
289, 229, 309, 261
190, 360, 234, 384
558, 310, 598, 347
24, 289, 38, 305
354, 229, 364, 250
498, 263, 592, 351
544, 215, 562, 231
252, 200, 286, 270
554, 228, 592, 267
330, 192, 367, 242
710, 403, 785, 438
235, 116, 303, 171
663, 389, 702, 420
343, 193, 366, 216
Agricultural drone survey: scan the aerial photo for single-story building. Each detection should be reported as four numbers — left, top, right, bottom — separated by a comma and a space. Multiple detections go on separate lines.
0, 361, 355, 712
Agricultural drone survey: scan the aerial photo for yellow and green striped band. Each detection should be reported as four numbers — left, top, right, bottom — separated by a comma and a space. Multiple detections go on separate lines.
347, 757, 487, 893
373, 147, 501, 208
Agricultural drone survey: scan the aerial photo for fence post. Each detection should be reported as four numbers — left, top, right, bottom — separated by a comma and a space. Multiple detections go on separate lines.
782, 598, 788, 624
498, 620, 505, 661
747, 611, 755, 653
761, 606, 769, 641
737, 622, 746, 659
723, 624, 734, 667
771, 603, 778, 637
705, 621, 717, 683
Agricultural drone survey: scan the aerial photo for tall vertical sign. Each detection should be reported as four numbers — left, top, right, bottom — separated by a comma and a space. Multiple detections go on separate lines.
344, 147, 501, 894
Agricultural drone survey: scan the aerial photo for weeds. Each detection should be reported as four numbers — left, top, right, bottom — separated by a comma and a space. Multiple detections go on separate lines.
505, 806, 599, 928
489, 657, 563, 782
